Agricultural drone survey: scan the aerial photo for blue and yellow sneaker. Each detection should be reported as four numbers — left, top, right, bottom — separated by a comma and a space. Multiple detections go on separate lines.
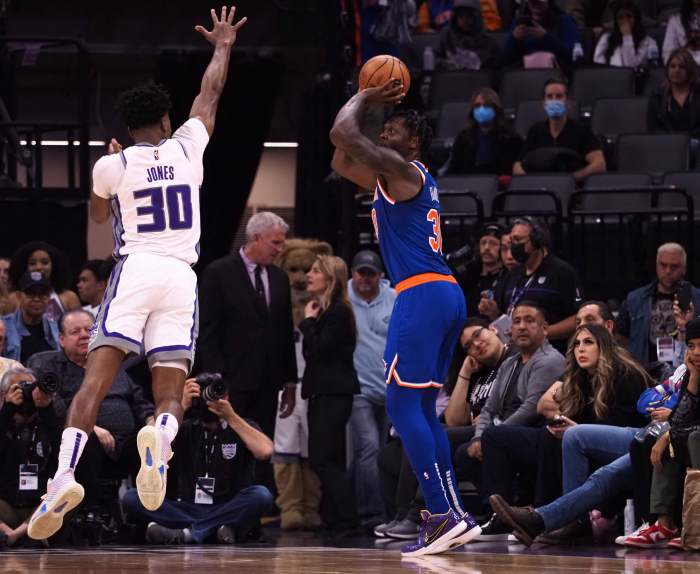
27, 473, 84, 540
136, 426, 172, 511
401, 509, 481, 556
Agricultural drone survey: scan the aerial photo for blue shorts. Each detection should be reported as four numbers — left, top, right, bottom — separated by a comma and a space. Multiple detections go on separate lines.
384, 279, 466, 389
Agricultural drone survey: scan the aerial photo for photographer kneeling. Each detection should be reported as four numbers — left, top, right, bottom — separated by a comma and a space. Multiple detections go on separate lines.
122, 374, 274, 545
0, 367, 60, 547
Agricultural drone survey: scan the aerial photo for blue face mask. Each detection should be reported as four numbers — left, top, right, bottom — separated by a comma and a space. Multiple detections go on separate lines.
473, 105, 496, 125
545, 100, 567, 118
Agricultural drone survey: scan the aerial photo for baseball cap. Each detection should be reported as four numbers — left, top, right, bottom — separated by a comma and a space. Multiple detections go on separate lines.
351, 250, 383, 274
18, 271, 51, 293
479, 223, 504, 240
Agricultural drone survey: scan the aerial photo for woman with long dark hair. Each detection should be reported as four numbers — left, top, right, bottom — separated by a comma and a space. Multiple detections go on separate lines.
447, 87, 522, 175
648, 48, 700, 137
8, 242, 81, 321
663, 0, 700, 65
299, 255, 360, 532
594, 0, 658, 67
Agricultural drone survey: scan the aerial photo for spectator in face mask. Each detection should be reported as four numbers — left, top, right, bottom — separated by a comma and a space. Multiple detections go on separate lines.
513, 78, 606, 182
447, 88, 522, 176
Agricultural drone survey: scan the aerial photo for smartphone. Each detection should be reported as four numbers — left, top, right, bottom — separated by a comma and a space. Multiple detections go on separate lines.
676, 281, 692, 313
547, 417, 567, 427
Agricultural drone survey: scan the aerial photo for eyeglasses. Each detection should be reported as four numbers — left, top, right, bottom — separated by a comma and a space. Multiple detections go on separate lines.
462, 328, 487, 353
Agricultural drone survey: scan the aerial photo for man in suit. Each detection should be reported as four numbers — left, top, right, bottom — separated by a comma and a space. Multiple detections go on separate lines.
197, 212, 297, 444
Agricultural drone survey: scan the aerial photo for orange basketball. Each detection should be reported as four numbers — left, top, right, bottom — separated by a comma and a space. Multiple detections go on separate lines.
358, 55, 411, 94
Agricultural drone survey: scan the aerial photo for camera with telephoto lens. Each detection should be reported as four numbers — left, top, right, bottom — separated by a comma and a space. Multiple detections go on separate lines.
190, 372, 227, 410
16, 370, 60, 415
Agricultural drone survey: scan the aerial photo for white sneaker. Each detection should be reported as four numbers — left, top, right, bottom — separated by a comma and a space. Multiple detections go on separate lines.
136, 426, 172, 511
615, 522, 650, 546
27, 474, 84, 540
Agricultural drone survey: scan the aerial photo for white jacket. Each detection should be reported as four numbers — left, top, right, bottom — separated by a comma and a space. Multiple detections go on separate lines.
662, 13, 700, 65
594, 32, 658, 67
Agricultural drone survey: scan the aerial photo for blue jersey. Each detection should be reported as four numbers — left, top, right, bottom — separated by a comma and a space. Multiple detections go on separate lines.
372, 161, 452, 284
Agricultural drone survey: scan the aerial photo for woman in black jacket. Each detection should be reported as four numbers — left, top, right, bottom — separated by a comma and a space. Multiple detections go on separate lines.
299, 255, 360, 531
447, 87, 522, 176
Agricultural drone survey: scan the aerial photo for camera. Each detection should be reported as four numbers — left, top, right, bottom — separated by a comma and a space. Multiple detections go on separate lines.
16, 370, 59, 415
190, 372, 227, 416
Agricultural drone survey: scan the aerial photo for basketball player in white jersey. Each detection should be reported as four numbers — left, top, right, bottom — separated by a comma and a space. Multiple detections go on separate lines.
27, 6, 247, 540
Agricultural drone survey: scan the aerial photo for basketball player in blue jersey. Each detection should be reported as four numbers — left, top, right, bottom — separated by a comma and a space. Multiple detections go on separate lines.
330, 80, 480, 556
27, 6, 247, 541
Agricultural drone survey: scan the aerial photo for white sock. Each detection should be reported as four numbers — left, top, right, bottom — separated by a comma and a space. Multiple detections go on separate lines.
155, 413, 178, 444
56, 427, 88, 475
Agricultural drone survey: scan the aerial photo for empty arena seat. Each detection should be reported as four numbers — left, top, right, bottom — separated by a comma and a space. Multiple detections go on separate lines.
435, 102, 470, 141
504, 173, 576, 213
591, 97, 649, 138
572, 67, 636, 112
439, 175, 498, 218
500, 69, 558, 112
429, 70, 494, 109
616, 133, 690, 174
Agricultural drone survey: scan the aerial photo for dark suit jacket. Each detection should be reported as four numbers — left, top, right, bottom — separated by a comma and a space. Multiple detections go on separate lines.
197, 252, 297, 394
298, 301, 360, 400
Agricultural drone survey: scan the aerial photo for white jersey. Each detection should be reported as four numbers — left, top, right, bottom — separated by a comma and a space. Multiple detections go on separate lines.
92, 118, 209, 265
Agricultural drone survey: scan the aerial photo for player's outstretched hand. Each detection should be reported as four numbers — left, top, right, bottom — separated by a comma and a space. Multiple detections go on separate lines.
361, 78, 405, 105
195, 6, 247, 47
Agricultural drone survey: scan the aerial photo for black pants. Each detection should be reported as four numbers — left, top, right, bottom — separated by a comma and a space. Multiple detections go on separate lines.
629, 434, 656, 524
378, 437, 419, 521
230, 386, 280, 496
481, 425, 562, 507
308, 394, 357, 530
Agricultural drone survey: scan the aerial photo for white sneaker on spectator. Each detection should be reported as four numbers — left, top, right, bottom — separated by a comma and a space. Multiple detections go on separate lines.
615, 522, 649, 546
136, 426, 172, 511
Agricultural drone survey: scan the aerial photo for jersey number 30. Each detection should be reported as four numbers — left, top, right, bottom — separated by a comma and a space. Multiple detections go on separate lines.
134, 185, 193, 233
427, 209, 443, 254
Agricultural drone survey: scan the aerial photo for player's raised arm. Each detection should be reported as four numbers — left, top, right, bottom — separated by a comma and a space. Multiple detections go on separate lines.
329, 80, 420, 201
190, 6, 247, 136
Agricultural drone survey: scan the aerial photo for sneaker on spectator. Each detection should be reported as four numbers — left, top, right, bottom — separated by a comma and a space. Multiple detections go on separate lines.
475, 513, 512, 542
145, 522, 188, 545
668, 537, 685, 550
615, 522, 649, 546
401, 509, 479, 556
386, 518, 421, 540
374, 519, 399, 538
623, 521, 678, 548
216, 525, 235, 544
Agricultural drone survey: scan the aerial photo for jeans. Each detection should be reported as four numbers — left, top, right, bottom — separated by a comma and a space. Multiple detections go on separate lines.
537, 453, 634, 532
122, 485, 273, 543
561, 424, 640, 493
350, 394, 388, 519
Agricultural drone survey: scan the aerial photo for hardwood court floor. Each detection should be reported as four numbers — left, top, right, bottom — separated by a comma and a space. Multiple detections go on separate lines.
6, 533, 700, 574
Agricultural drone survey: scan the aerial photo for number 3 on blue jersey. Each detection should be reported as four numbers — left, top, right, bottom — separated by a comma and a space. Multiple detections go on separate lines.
427, 209, 443, 254
134, 184, 193, 233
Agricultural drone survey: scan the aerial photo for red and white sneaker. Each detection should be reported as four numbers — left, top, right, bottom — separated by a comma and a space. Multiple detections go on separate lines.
623, 522, 678, 548
668, 537, 685, 551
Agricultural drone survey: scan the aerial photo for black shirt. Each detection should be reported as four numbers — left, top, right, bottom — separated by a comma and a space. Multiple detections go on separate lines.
167, 418, 256, 504
520, 119, 602, 161
448, 128, 523, 176
468, 345, 518, 418
648, 87, 700, 138
20, 322, 52, 365
456, 260, 507, 316
494, 254, 583, 351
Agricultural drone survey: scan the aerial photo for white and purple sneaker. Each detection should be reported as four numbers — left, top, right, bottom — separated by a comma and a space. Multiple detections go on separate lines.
136, 425, 172, 511
401, 509, 481, 556
27, 473, 84, 540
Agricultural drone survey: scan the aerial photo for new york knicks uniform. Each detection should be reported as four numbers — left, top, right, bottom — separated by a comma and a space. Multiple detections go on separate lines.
373, 160, 467, 390
89, 117, 209, 368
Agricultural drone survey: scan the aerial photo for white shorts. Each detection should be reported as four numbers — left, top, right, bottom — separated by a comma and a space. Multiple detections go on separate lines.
89, 252, 198, 369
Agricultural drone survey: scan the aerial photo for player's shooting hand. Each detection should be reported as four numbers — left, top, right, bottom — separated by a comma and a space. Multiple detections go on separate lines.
181, 378, 200, 411
195, 5, 247, 48
361, 79, 405, 105
107, 138, 122, 154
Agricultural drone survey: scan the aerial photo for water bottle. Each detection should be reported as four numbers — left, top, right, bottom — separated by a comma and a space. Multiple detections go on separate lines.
624, 499, 635, 535
423, 45, 435, 72
647, 41, 660, 67
572, 42, 584, 64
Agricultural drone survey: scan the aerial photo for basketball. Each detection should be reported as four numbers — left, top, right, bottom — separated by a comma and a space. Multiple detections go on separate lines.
358, 55, 411, 93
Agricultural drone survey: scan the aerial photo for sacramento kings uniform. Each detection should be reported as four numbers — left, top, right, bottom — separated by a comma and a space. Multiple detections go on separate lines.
89, 117, 209, 367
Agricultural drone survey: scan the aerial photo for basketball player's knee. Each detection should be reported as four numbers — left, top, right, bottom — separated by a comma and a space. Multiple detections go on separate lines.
152, 359, 189, 375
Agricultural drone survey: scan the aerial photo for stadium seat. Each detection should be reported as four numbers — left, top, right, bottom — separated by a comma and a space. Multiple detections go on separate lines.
662, 171, 700, 216
591, 97, 649, 138
500, 69, 558, 112
616, 133, 690, 174
438, 175, 499, 218
642, 66, 666, 96
429, 70, 494, 109
504, 173, 576, 212
580, 173, 654, 211
435, 102, 471, 141
572, 67, 636, 113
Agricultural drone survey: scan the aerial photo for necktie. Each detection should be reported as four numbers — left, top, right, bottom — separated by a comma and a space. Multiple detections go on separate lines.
254, 265, 267, 307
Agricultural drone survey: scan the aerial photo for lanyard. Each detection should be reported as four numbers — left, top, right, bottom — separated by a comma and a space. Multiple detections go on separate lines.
507, 273, 538, 315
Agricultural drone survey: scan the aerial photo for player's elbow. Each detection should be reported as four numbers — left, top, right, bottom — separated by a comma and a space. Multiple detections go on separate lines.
89, 205, 110, 224
329, 124, 351, 149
